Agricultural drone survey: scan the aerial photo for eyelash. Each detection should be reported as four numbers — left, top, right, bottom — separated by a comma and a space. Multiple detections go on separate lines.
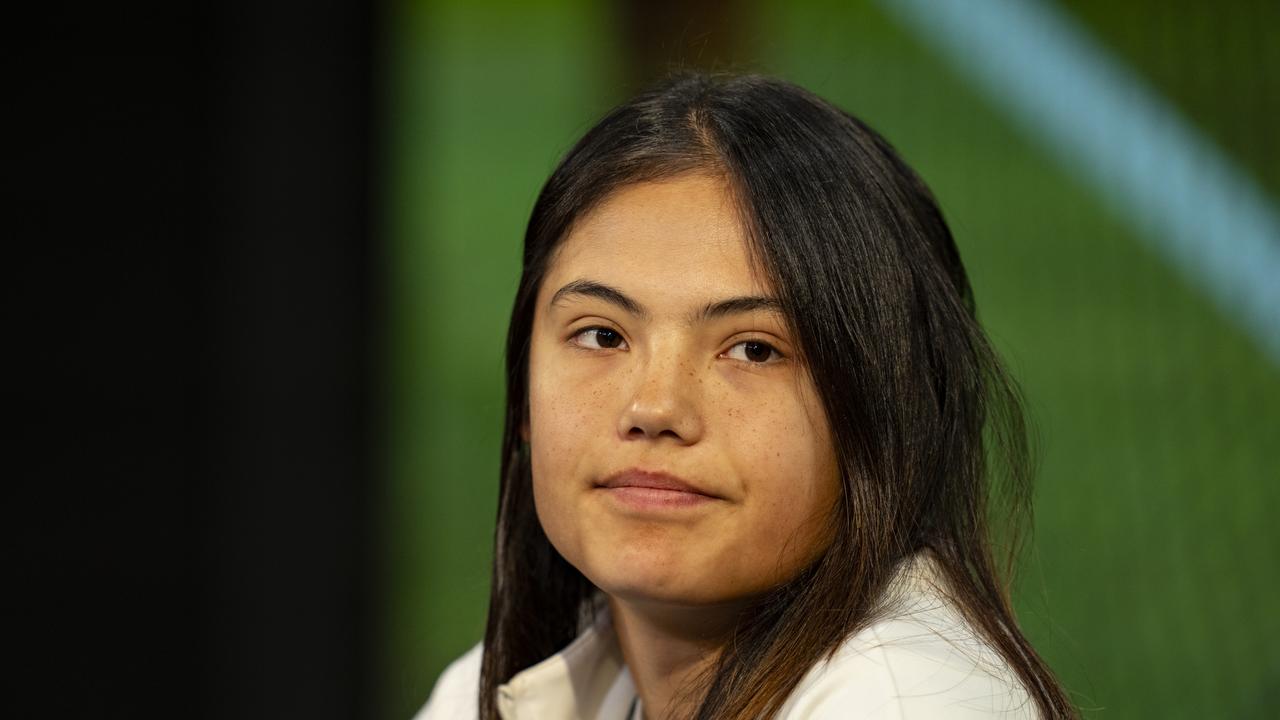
568, 325, 787, 365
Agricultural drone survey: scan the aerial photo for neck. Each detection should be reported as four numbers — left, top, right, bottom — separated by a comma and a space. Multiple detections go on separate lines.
606, 594, 745, 720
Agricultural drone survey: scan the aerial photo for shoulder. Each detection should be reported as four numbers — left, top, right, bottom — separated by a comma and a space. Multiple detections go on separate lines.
413, 642, 483, 720
777, 618, 1039, 719
777, 563, 1039, 719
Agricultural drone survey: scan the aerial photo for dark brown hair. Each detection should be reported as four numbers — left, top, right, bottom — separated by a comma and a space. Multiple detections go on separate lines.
480, 71, 1076, 719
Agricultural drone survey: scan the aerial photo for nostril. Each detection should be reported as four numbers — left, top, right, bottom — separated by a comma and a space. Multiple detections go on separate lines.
627, 426, 684, 441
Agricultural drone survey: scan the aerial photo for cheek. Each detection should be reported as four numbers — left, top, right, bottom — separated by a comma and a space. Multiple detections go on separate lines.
528, 382, 581, 566
726, 388, 824, 482
528, 352, 616, 468
527, 341, 623, 557
528, 359, 578, 516
725, 382, 839, 554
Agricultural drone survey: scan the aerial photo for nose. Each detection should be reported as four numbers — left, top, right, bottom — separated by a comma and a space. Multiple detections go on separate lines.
617, 347, 703, 445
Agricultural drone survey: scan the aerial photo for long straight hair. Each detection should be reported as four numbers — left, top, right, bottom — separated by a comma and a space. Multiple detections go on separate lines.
480, 72, 1076, 719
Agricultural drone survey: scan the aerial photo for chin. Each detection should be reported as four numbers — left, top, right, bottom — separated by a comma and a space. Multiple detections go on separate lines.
586, 563, 739, 608
581, 556, 681, 597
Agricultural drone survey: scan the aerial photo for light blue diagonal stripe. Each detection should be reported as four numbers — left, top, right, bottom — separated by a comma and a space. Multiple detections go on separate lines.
879, 0, 1280, 364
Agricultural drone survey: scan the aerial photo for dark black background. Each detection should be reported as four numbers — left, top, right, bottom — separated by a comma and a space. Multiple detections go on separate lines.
12, 1, 381, 717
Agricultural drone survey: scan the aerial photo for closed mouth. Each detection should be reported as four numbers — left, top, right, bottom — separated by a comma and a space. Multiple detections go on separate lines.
597, 468, 718, 498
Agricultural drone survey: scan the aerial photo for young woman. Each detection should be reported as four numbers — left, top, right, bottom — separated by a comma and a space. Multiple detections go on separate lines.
418, 72, 1076, 719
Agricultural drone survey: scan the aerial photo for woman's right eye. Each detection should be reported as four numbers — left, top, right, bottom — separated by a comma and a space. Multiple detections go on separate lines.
571, 326, 628, 351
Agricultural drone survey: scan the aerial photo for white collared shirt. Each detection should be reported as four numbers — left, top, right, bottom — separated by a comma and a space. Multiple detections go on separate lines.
416, 553, 1039, 719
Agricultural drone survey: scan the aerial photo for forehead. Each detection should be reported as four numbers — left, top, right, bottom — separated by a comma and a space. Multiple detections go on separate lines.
541, 173, 771, 302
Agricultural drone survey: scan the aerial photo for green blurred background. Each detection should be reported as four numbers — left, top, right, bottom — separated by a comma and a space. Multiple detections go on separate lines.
383, 0, 1280, 717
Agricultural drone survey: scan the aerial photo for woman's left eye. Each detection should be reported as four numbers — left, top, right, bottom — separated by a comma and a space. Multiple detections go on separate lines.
723, 340, 784, 364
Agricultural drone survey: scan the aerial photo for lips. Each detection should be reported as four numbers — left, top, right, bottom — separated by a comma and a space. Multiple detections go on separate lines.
597, 468, 719, 498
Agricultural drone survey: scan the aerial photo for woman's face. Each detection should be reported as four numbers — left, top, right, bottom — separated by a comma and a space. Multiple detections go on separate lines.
526, 172, 840, 608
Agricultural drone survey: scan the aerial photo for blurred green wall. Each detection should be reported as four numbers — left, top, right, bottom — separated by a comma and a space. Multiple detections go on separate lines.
385, 1, 1280, 717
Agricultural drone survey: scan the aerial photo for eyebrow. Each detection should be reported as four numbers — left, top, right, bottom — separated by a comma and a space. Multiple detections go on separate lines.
549, 278, 784, 325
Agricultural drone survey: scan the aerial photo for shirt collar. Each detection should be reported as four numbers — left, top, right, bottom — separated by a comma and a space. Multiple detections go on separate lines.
491, 551, 945, 719
496, 595, 637, 720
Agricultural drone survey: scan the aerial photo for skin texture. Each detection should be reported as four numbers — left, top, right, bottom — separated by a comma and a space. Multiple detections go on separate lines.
524, 172, 842, 718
